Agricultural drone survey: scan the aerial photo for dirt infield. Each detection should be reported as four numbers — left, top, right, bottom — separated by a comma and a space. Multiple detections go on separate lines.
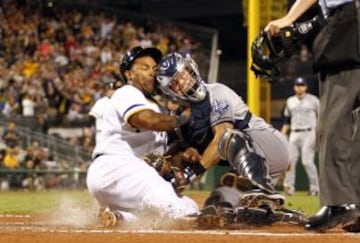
0, 194, 359, 243
1, 216, 359, 243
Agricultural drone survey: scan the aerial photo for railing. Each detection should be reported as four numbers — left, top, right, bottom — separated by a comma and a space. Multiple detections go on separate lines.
0, 120, 92, 168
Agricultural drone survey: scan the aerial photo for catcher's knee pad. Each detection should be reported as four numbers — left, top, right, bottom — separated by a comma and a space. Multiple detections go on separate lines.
218, 129, 253, 163
218, 130, 274, 193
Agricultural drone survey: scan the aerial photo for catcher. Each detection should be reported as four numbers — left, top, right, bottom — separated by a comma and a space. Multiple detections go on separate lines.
151, 52, 309, 228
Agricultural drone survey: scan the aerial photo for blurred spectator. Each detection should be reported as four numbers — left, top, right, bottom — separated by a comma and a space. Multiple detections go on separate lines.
3, 146, 23, 189
2, 94, 20, 117
21, 92, 35, 116
2, 122, 21, 148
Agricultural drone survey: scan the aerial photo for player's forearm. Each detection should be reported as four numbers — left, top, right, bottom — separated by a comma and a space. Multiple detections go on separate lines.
281, 124, 290, 135
286, 0, 318, 23
129, 109, 186, 131
199, 140, 221, 170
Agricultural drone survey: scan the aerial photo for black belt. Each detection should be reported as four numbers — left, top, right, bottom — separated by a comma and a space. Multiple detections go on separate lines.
235, 111, 252, 130
94, 153, 104, 160
292, 128, 312, 132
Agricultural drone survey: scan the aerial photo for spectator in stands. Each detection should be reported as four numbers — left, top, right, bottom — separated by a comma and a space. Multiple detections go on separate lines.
2, 94, 20, 117
2, 122, 21, 148
3, 146, 23, 189
21, 92, 36, 117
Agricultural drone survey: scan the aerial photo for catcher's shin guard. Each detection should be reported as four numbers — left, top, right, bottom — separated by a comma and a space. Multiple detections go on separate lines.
218, 129, 274, 193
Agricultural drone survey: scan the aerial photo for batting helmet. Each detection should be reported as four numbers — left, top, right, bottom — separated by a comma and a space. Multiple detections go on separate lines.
120, 46, 162, 82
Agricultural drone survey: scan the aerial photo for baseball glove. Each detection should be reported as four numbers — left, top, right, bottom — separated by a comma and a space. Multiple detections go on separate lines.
143, 152, 172, 176
143, 152, 191, 195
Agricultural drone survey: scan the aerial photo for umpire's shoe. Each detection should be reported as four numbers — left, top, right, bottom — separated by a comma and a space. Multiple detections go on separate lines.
98, 207, 123, 228
305, 204, 360, 232
240, 189, 285, 211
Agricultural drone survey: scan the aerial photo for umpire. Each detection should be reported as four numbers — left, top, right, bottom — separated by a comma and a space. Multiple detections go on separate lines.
265, 0, 360, 232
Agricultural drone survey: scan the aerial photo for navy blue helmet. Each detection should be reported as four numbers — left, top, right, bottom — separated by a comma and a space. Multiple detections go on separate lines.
120, 46, 162, 82
156, 52, 206, 103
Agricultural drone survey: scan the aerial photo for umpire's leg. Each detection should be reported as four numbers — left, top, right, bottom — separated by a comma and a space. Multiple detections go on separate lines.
318, 69, 360, 206
350, 107, 360, 202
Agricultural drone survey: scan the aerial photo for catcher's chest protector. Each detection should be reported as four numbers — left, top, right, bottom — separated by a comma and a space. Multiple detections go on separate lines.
182, 94, 213, 153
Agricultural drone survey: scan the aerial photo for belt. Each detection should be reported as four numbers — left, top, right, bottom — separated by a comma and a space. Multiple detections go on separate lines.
292, 128, 312, 132
235, 111, 252, 130
93, 153, 104, 160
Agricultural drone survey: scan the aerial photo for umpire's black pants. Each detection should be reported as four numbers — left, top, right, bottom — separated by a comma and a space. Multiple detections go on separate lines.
318, 69, 360, 206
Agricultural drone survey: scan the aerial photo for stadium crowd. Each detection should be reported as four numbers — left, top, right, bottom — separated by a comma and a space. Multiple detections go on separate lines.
0, 0, 202, 190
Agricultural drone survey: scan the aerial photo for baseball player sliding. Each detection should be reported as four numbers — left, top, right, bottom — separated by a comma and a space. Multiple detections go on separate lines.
86, 47, 199, 227
281, 77, 320, 196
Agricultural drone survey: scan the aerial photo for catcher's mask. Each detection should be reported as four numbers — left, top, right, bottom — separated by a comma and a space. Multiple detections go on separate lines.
251, 27, 297, 82
250, 30, 292, 82
156, 52, 207, 103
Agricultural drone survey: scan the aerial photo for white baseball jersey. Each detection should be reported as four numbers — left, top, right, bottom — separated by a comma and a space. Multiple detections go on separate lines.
91, 85, 167, 158
283, 93, 319, 130
89, 96, 111, 146
206, 83, 289, 180
86, 85, 198, 221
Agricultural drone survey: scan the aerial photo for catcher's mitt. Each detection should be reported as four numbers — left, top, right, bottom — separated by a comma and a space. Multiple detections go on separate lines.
143, 152, 172, 176
143, 152, 192, 195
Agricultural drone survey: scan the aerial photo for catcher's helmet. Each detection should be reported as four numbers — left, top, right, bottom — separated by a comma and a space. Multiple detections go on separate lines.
120, 46, 162, 82
250, 30, 291, 82
156, 52, 206, 103
251, 16, 323, 82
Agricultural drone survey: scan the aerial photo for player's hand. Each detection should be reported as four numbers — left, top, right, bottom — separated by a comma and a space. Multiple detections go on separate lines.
264, 17, 293, 35
181, 147, 202, 164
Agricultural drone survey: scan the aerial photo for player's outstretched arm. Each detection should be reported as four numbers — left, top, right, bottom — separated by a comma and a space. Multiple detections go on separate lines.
128, 109, 188, 131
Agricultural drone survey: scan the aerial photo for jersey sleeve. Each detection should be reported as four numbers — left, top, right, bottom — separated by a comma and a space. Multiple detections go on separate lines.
208, 83, 238, 126
110, 85, 154, 124
283, 99, 291, 124
89, 97, 108, 120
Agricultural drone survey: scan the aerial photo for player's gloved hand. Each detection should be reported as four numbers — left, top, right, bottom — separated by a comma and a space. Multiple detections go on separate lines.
143, 152, 172, 176
181, 147, 202, 164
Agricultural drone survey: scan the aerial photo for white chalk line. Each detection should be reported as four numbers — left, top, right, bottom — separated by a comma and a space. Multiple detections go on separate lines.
1, 215, 359, 237
0, 225, 359, 237
0, 214, 30, 218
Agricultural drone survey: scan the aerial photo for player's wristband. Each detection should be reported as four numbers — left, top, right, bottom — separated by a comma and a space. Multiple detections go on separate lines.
193, 163, 206, 176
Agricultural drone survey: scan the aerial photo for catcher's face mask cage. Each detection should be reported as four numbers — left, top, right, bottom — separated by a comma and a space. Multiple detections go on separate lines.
250, 30, 290, 82
156, 52, 207, 103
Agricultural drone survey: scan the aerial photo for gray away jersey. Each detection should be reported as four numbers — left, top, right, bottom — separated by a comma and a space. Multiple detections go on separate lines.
284, 93, 319, 130
206, 83, 270, 131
